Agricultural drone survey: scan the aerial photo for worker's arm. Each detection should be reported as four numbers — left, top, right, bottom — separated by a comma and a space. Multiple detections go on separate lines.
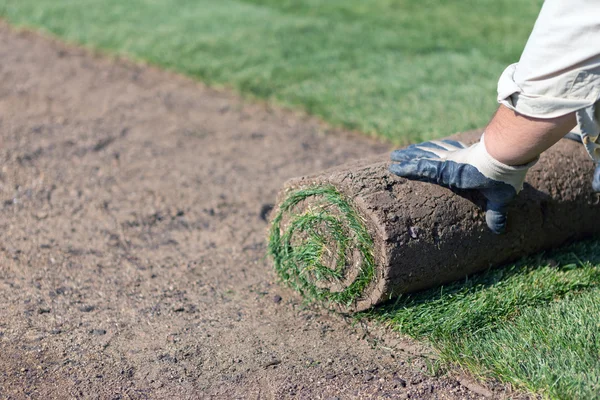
496, 0, 600, 161
485, 106, 576, 166
390, 0, 600, 234
390, 106, 575, 234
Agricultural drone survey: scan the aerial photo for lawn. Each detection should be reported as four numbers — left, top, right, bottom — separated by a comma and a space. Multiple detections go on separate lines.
0, 0, 542, 143
4, 1, 600, 398
367, 239, 600, 399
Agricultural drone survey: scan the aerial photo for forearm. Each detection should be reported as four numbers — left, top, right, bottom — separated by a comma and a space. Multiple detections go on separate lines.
494, 0, 600, 164
484, 105, 576, 166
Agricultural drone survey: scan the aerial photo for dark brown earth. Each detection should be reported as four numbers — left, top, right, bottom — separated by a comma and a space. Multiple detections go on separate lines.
0, 22, 522, 399
279, 131, 599, 312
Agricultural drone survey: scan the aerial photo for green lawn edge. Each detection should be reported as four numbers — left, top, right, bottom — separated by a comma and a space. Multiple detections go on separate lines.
0, 0, 542, 144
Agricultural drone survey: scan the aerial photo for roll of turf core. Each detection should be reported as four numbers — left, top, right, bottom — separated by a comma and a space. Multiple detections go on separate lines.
268, 131, 600, 312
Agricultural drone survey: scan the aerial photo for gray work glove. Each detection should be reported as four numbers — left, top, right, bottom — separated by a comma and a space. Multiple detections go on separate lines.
389, 135, 537, 234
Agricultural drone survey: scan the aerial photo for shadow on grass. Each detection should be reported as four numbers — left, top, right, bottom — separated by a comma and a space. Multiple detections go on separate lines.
363, 236, 600, 340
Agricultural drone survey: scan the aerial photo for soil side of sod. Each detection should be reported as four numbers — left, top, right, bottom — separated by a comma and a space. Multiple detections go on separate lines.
0, 22, 511, 399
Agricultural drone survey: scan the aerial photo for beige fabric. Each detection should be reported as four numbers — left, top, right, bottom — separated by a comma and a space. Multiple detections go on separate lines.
496, 0, 600, 161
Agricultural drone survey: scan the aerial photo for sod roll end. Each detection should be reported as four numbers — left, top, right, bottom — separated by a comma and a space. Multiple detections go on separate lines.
268, 131, 600, 313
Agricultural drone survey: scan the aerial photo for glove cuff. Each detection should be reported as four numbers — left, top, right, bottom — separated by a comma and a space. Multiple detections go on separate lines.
478, 134, 538, 193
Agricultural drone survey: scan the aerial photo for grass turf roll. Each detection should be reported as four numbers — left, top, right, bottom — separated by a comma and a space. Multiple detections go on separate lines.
268, 131, 600, 312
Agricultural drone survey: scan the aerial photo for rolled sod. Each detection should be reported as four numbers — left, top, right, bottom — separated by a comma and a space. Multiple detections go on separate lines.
268, 130, 600, 312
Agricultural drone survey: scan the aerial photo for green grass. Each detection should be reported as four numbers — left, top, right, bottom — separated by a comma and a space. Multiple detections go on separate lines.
268, 186, 375, 307
0, 0, 542, 143
368, 239, 600, 399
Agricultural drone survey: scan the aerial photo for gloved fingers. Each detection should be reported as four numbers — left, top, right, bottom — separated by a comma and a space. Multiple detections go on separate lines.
430, 139, 468, 151
485, 208, 508, 234
390, 157, 491, 190
390, 139, 468, 162
442, 139, 468, 149
390, 139, 469, 163
414, 141, 454, 151
390, 157, 516, 234
484, 199, 512, 234
389, 158, 444, 183
390, 144, 443, 162
412, 140, 467, 158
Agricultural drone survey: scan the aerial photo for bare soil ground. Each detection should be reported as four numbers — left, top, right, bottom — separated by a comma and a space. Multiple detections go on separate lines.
0, 23, 514, 399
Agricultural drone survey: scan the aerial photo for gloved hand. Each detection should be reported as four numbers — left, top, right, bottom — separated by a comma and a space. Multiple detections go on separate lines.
564, 131, 600, 192
389, 135, 537, 234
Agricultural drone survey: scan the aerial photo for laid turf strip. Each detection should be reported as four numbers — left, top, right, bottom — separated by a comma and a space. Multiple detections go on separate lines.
369, 239, 600, 399
0, 0, 542, 143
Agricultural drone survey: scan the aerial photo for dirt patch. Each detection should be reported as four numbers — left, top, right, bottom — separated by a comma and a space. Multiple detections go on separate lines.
0, 22, 517, 399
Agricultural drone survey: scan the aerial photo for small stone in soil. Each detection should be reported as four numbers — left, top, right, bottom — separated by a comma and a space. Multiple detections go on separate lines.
410, 377, 422, 385
394, 376, 407, 387
79, 305, 95, 312
273, 294, 282, 304
263, 359, 281, 368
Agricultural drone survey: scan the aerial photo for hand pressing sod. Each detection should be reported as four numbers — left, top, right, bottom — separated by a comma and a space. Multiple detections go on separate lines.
389, 135, 537, 234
